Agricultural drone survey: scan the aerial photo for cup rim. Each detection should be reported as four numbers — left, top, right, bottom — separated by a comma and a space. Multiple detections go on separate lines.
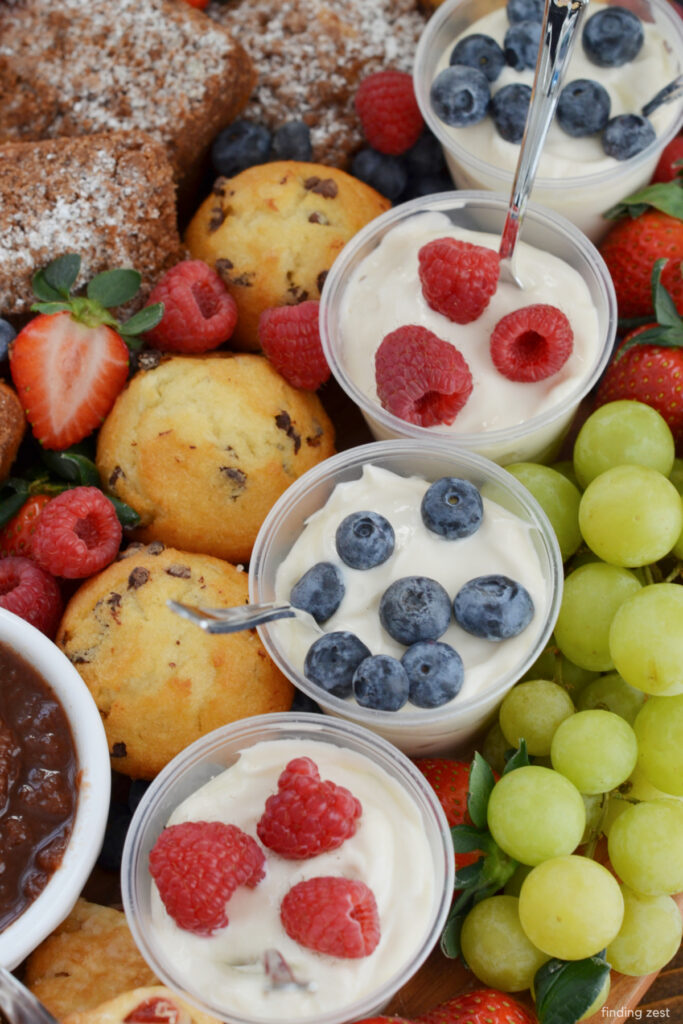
319, 190, 617, 451
249, 438, 563, 731
121, 711, 455, 1024
0, 608, 111, 969
413, 0, 683, 191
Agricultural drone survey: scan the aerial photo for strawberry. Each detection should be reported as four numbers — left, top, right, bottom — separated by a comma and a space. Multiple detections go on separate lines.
0, 493, 51, 557
414, 990, 536, 1024
414, 757, 484, 871
652, 135, 683, 183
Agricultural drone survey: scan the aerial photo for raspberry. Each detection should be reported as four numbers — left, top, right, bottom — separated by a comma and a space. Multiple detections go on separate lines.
375, 326, 473, 427
258, 301, 330, 391
0, 556, 62, 637
355, 71, 424, 156
280, 876, 380, 958
149, 821, 265, 936
30, 487, 122, 579
0, 493, 52, 558
490, 303, 574, 382
418, 237, 500, 324
257, 756, 362, 858
144, 260, 238, 353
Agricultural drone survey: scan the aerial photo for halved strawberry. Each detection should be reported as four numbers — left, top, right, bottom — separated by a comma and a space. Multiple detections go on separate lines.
9, 312, 130, 450
0, 493, 52, 557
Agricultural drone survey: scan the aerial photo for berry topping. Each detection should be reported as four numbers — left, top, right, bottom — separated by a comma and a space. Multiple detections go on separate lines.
507, 0, 544, 22
453, 574, 534, 640
449, 34, 506, 83
557, 79, 611, 138
430, 65, 491, 128
652, 136, 683, 183
30, 487, 122, 579
0, 494, 52, 558
211, 119, 271, 178
280, 876, 380, 958
149, 821, 265, 936
491, 83, 532, 143
355, 70, 424, 156
402, 640, 464, 708
503, 20, 542, 71
0, 556, 62, 637
379, 576, 452, 645
582, 6, 644, 67
258, 300, 330, 391
353, 654, 410, 711
290, 562, 345, 624
489, 303, 574, 382
421, 477, 484, 540
335, 511, 395, 569
257, 756, 362, 859
602, 114, 656, 161
271, 120, 313, 162
143, 260, 238, 353
304, 631, 372, 698
375, 326, 473, 428
123, 997, 185, 1023
419, 237, 500, 325
351, 149, 408, 202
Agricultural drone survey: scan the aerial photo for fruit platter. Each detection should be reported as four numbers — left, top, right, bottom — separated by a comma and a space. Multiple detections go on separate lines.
0, 1, 682, 1023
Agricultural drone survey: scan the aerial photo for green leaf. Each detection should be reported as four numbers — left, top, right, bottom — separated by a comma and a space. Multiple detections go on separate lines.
467, 752, 496, 829
440, 906, 467, 958
120, 303, 164, 336
87, 268, 141, 308
30, 301, 72, 316
109, 495, 140, 528
535, 954, 611, 1024
652, 258, 683, 328
0, 479, 30, 528
604, 180, 683, 221
503, 738, 530, 774
43, 253, 81, 298
450, 824, 490, 853
40, 451, 100, 486
32, 268, 65, 303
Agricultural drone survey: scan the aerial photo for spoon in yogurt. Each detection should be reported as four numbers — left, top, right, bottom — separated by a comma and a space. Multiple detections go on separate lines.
167, 598, 323, 635
499, 0, 590, 288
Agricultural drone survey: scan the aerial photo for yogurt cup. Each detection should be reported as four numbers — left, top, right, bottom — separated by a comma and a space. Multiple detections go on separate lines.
413, 0, 683, 241
320, 192, 616, 466
121, 713, 454, 1024
249, 440, 562, 756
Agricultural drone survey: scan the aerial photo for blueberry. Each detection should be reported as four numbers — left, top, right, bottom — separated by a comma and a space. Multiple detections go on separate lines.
504, 20, 542, 71
97, 801, 133, 872
453, 574, 534, 641
421, 477, 483, 540
507, 0, 544, 23
336, 511, 395, 569
128, 779, 151, 815
557, 79, 611, 137
271, 120, 313, 162
353, 655, 410, 711
304, 631, 371, 698
430, 65, 490, 128
290, 689, 323, 714
351, 148, 407, 201
379, 576, 452, 645
211, 119, 271, 177
403, 131, 447, 179
491, 84, 532, 143
290, 561, 345, 623
402, 640, 464, 708
449, 34, 506, 83
399, 170, 454, 202
0, 319, 16, 361
582, 7, 644, 67
602, 114, 656, 161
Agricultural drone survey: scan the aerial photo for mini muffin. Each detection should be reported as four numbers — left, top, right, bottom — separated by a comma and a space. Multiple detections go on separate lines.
96, 353, 335, 565
25, 899, 159, 1020
62, 986, 221, 1024
184, 161, 390, 349
57, 543, 294, 779
0, 380, 25, 480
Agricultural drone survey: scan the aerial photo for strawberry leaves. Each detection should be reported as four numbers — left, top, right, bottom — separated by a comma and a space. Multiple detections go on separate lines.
605, 178, 683, 221
534, 952, 611, 1024
616, 259, 683, 354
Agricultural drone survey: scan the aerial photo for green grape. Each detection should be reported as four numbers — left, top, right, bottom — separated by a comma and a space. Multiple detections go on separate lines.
460, 895, 549, 991
518, 854, 624, 959
601, 766, 683, 835
506, 463, 582, 561
504, 862, 534, 897
573, 400, 675, 489
499, 679, 575, 756
579, 465, 682, 567
554, 563, 641, 672
487, 765, 585, 866
480, 719, 511, 776
576, 672, 646, 725
522, 642, 598, 697
670, 458, 683, 495
550, 709, 638, 795
606, 885, 683, 976
551, 460, 581, 489
609, 585, 683, 697
608, 800, 683, 895
633, 694, 683, 794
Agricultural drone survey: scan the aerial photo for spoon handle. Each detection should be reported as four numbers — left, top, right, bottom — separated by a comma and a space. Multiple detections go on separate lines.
499, 0, 590, 262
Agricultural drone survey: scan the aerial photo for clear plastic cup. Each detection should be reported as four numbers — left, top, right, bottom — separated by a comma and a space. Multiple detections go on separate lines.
413, 0, 683, 242
121, 712, 454, 1024
320, 191, 617, 466
249, 439, 563, 757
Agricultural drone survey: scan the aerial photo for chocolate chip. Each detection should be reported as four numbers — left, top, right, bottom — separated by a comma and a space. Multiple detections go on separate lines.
209, 207, 226, 232
148, 541, 165, 555
107, 593, 122, 623
309, 211, 329, 225
216, 257, 233, 275
304, 176, 338, 198
220, 466, 247, 495
212, 177, 228, 196
127, 566, 150, 590
287, 285, 309, 303
111, 742, 127, 758
230, 273, 254, 287
109, 465, 124, 487
166, 564, 191, 579
317, 270, 328, 293
275, 411, 301, 454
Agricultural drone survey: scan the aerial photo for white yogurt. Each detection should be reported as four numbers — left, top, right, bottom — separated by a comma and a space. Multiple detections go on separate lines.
338, 211, 600, 436
149, 738, 436, 1021
272, 464, 549, 709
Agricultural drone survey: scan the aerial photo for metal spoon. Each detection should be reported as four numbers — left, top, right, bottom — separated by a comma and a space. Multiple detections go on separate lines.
642, 73, 683, 118
0, 966, 59, 1024
499, 0, 590, 288
167, 599, 322, 635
